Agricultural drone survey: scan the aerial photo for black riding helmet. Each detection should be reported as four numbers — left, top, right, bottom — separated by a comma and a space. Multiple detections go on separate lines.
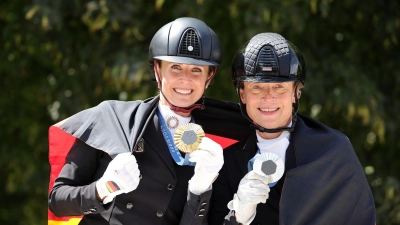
232, 32, 306, 133
149, 17, 222, 79
148, 17, 222, 113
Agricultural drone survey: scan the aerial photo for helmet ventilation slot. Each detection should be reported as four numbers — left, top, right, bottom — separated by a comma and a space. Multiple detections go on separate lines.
178, 29, 201, 57
257, 46, 278, 73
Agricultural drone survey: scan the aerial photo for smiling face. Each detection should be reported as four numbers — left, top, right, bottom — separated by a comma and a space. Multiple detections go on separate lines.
155, 60, 213, 114
240, 81, 296, 138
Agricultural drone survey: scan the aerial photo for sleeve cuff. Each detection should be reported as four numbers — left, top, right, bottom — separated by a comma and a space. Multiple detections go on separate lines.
82, 182, 113, 215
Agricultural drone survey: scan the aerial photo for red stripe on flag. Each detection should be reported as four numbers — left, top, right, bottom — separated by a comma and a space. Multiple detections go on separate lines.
48, 126, 83, 224
205, 133, 238, 149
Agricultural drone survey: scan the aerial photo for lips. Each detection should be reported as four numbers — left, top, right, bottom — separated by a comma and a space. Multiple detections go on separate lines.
174, 88, 192, 95
259, 107, 278, 112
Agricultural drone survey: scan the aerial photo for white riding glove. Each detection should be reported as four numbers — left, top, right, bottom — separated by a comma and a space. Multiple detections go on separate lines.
96, 152, 140, 204
188, 137, 224, 195
227, 171, 270, 225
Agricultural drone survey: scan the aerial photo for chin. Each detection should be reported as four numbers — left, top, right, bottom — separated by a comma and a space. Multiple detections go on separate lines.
177, 97, 200, 106
259, 122, 281, 128
172, 101, 193, 108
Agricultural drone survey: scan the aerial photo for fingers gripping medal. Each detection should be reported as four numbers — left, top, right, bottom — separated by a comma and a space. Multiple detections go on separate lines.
174, 123, 205, 153
253, 152, 285, 184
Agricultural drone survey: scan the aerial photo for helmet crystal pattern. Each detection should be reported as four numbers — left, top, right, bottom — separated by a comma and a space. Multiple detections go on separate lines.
232, 33, 305, 86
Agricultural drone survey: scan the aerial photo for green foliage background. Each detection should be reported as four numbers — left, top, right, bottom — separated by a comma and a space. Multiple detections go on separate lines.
1, 0, 399, 224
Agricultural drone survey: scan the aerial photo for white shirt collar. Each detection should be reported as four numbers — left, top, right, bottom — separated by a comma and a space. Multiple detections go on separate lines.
158, 102, 191, 135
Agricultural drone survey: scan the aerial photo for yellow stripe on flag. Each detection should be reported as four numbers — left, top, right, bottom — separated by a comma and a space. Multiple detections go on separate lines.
48, 218, 81, 225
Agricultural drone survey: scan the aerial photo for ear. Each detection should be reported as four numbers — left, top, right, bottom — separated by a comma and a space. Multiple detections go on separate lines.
205, 67, 217, 88
297, 90, 302, 99
153, 60, 162, 89
239, 88, 246, 104
205, 79, 211, 89
293, 89, 301, 103
154, 60, 160, 81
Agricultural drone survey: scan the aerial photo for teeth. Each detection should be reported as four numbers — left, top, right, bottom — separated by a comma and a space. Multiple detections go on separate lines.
260, 108, 277, 112
175, 88, 191, 94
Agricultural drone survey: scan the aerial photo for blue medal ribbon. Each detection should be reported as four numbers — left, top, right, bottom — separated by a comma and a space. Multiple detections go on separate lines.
157, 109, 195, 166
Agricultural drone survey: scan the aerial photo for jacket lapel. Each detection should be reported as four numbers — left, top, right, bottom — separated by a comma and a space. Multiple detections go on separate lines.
130, 96, 159, 152
131, 98, 176, 176
234, 132, 258, 174
147, 112, 177, 176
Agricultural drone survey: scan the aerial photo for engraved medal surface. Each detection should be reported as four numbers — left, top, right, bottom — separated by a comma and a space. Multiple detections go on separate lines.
174, 123, 205, 153
253, 152, 285, 184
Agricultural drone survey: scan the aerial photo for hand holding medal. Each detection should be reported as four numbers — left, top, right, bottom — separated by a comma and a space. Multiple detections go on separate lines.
227, 153, 282, 224
174, 123, 224, 195
173, 123, 205, 153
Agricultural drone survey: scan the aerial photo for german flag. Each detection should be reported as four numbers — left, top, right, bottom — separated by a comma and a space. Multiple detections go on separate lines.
47, 98, 252, 224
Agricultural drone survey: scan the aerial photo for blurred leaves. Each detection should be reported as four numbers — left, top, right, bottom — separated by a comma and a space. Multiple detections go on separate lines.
1, 0, 399, 224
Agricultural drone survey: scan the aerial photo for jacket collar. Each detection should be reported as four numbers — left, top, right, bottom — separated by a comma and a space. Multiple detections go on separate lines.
130, 96, 159, 152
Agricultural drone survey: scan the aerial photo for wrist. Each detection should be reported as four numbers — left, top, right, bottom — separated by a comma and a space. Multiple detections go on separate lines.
234, 209, 256, 225
188, 179, 212, 195
95, 187, 106, 202
95, 180, 109, 202
227, 194, 257, 225
233, 211, 244, 225
188, 172, 217, 195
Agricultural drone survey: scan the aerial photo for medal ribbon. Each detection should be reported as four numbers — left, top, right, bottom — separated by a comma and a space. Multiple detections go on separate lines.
157, 110, 195, 166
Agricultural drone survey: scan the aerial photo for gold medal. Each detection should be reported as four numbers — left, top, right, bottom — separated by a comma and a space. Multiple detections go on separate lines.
174, 123, 205, 153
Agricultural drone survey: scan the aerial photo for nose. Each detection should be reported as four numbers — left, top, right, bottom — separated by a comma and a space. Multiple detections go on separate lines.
178, 71, 191, 82
260, 87, 276, 101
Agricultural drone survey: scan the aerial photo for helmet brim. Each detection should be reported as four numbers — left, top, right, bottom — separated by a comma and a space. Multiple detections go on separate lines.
154, 56, 220, 66
236, 76, 298, 83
